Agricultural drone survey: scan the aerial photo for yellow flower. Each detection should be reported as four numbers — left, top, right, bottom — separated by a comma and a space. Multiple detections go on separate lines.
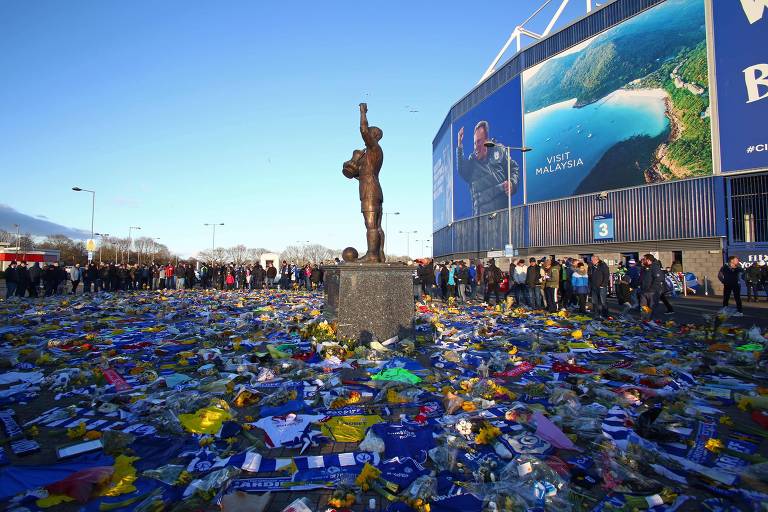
355, 463, 381, 491
705, 438, 724, 453
67, 422, 87, 440
571, 329, 583, 340
719, 415, 734, 427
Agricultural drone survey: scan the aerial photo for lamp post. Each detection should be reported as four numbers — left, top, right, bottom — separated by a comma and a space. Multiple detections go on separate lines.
127, 226, 141, 264
415, 238, 431, 258
483, 141, 532, 251
398, 230, 417, 260
150, 238, 160, 264
72, 187, 95, 261
95, 233, 110, 264
12, 224, 21, 260
383, 211, 400, 257
204, 223, 224, 251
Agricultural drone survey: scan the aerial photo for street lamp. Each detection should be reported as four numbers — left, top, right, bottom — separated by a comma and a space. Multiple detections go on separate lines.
398, 230, 417, 260
204, 223, 224, 251
95, 233, 110, 264
12, 223, 21, 259
72, 187, 95, 261
127, 226, 141, 264
383, 211, 400, 256
483, 141, 532, 251
415, 238, 431, 258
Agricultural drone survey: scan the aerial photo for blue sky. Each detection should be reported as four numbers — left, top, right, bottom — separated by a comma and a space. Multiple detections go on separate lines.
0, 0, 593, 257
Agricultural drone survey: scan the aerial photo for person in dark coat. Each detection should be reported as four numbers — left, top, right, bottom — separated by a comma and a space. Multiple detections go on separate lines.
185, 264, 195, 289
42, 264, 57, 296
84, 263, 98, 293
718, 255, 744, 316
483, 258, 503, 305
588, 255, 610, 318
5, 261, 18, 298
16, 262, 30, 297
526, 258, 543, 310
28, 261, 41, 297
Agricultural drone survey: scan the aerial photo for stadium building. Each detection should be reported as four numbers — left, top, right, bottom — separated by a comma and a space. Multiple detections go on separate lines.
432, 0, 768, 294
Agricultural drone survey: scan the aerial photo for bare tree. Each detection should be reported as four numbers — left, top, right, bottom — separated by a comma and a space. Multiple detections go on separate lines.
226, 244, 248, 265
246, 247, 271, 263
280, 245, 304, 263
197, 247, 227, 266
38, 234, 87, 264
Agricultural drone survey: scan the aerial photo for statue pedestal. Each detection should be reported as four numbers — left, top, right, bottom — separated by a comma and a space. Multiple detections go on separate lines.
322, 263, 414, 344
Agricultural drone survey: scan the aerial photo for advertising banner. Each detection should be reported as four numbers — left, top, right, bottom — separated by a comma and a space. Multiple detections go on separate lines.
712, 0, 768, 172
432, 124, 453, 231
452, 77, 523, 221
522, 0, 713, 203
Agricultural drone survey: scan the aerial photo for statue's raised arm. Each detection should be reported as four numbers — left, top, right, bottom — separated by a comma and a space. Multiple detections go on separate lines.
359, 103, 378, 149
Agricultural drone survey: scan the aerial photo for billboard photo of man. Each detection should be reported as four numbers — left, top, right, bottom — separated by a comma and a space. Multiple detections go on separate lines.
456, 120, 519, 217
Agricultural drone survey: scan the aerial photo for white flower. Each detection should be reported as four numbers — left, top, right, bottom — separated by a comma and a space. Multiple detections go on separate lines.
456, 419, 473, 436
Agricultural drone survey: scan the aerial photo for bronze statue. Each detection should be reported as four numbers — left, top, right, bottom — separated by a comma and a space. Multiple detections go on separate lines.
342, 103, 385, 263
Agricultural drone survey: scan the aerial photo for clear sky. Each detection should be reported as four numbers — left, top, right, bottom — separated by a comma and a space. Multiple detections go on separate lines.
0, 0, 593, 258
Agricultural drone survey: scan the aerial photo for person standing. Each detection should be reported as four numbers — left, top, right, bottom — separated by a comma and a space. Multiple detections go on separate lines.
718, 255, 744, 316
627, 259, 642, 309
174, 263, 186, 290
526, 258, 543, 310
457, 261, 469, 303
440, 263, 449, 301
69, 263, 82, 295
588, 255, 610, 319
447, 262, 457, 299
43, 264, 57, 296
483, 258, 502, 305
512, 259, 528, 306
85, 262, 97, 293
571, 262, 590, 313
16, 262, 30, 297
4, 261, 18, 298
467, 260, 477, 300
28, 261, 42, 297
266, 263, 277, 289
745, 262, 763, 302
543, 258, 560, 312
639, 254, 665, 319
759, 261, 768, 302
560, 258, 574, 309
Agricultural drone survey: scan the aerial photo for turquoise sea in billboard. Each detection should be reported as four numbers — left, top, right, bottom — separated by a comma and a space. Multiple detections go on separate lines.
525, 89, 670, 203
522, 0, 710, 203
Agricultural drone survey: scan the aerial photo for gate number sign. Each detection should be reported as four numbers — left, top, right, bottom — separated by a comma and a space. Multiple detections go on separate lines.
593, 214, 614, 241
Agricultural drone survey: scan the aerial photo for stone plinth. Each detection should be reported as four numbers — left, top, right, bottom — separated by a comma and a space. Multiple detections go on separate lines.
322, 263, 414, 344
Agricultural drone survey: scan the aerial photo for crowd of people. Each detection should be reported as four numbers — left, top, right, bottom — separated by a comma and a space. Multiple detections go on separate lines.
3, 259, 329, 298
5, 255, 766, 319
412, 254, 748, 319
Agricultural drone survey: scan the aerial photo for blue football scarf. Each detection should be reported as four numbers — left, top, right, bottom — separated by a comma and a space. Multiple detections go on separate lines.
186, 450, 379, 474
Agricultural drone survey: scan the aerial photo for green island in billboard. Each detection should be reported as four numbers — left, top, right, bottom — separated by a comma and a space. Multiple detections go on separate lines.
522, 0, 712, 203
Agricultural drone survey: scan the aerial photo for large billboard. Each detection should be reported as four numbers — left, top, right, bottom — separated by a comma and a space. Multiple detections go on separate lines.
452, 77, 523, 221
432, 124, 453, 231
711, 0, 768, 173
522, 0, 713, 203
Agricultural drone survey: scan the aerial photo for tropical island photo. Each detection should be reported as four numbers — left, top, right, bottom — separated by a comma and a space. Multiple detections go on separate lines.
522, 0, 712, 202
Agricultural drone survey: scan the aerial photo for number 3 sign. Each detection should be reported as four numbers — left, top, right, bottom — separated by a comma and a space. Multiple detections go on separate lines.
593, 214, 614, 241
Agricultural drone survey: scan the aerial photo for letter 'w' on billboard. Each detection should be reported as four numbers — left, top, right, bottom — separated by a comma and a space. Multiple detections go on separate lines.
712, 0, 768, 172
740, 0, 768, 24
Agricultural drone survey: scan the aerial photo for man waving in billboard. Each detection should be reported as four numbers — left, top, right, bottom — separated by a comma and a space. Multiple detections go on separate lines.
457, 120, 519, 217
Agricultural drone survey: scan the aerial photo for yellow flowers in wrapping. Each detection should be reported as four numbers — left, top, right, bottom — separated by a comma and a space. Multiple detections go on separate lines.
355, 463, 381, 491
475, 424, 502, 445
